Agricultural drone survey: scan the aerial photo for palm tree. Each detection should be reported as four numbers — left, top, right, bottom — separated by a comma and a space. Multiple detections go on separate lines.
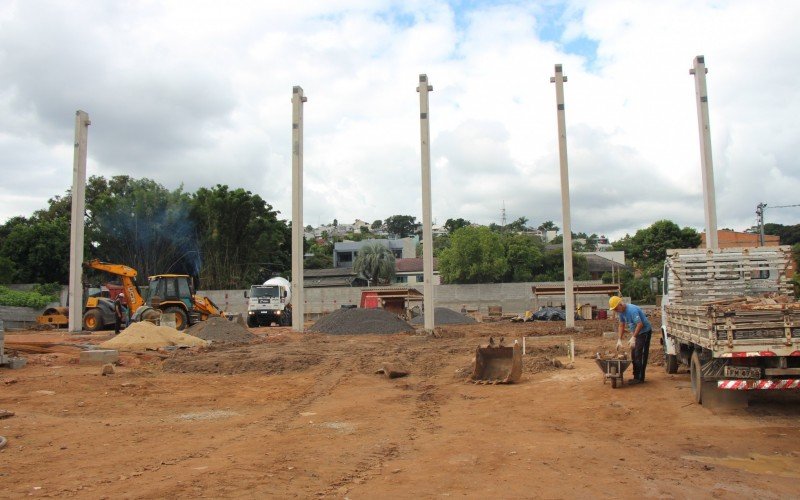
353, 242, 396, 286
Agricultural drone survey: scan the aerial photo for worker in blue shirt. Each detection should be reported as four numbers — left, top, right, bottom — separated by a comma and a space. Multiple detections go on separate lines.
610, 296, 653, 385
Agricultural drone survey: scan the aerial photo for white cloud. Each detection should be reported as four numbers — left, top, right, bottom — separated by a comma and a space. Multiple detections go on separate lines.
0, 0, 798, 241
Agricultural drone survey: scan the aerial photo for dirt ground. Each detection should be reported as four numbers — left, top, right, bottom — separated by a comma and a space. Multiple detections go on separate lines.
2, 317, 800, 499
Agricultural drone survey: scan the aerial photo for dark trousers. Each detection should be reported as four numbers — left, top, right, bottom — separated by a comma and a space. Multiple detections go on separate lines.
115, 317, 122, 334
631, 330, 652, 381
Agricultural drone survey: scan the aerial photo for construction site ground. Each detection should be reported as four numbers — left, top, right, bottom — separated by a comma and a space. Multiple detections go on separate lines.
2, 317, 799, 498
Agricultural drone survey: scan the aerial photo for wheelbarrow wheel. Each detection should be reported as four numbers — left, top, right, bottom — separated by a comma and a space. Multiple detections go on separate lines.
610, 364, 619, 389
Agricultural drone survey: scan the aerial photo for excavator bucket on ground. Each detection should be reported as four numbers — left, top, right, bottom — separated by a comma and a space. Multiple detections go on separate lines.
467, 338, 523, 384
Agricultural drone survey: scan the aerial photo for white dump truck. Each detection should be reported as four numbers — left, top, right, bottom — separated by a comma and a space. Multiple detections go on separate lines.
244, 277, 292, 327
661, 246, 800, 404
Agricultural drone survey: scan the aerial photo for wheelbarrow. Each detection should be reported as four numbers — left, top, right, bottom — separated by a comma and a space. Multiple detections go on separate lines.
595, 355, 631, 389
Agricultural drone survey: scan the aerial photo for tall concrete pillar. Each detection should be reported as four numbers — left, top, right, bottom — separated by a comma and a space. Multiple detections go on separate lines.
690, 55, 718, 249
417, 74, 435, 332
291, 87, 307, 332
68, 110, 90, 333
550, 65, 575, 328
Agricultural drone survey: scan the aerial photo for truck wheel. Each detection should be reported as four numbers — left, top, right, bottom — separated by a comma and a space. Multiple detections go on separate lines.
665, 354, 679, 374
82, 309, 104, 332
247, 316, 257, 328
690, 351, 704, 404
280, 311, 291, 327
163, 306, 188, 331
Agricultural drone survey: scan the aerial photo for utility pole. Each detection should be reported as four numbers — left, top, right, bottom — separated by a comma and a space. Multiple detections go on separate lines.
550, 64, 575, 328
757, 203, 799, 246
756, 202, 766, 246
68, 110, 90, 333
417, 74, 435, 333
690, 55, 719, 249
291, 86, 307, 332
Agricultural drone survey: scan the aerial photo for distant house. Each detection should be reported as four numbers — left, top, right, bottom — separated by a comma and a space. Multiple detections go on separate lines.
583, 253, 630, 280
394, 258, 440, 285
701, 229, 780, 248
303, 268, 365, 288
333, 237, 417, 268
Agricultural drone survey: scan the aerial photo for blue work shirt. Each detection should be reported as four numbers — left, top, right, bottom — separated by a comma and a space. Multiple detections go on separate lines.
617, 303, 652, 334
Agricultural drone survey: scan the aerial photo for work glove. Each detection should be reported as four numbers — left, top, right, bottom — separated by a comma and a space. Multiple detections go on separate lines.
615, 339, 622, 349
628, 336, 636, 348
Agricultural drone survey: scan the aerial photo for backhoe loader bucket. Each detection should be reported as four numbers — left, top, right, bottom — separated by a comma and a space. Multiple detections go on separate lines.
468, 340, 522, 384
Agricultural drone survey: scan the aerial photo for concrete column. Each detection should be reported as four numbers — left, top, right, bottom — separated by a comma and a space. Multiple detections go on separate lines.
68, 110, 90, 333
291, 86, 307, 332
690, 55, 718, 249
550, 65, 575, 328
417, 74, 435, 332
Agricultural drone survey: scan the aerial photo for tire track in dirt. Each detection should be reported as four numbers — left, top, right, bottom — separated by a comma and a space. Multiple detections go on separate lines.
318, 441, 401, 497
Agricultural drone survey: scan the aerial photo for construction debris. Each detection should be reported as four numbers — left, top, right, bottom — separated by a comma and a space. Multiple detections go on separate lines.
375, 363, 409, 379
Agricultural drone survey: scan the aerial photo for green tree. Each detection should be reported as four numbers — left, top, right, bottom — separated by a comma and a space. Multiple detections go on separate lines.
0, 215, 70, 283
433, 233, 451, 257
353, 242, 396, 286
191, 184, 290, 288
505, 216, 529, 233
0, 256, 16, 283
502, 233, 543, 282
385, 215, 419, 238
538, 220, 559, 232
439, 226, 507, 283
764, 223, 800, 245
613, 220, 701, 276
444, 218, 471, 235
531, 247, 589, 282
371, 219, 383, 230
305, 240, 333, 270
86, 175, 198, 282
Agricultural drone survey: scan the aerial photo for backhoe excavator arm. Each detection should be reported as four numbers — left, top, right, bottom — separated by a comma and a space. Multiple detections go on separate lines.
82, 259, 145, 314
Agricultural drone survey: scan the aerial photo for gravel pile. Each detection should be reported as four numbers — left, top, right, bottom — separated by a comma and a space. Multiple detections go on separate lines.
309, 308, 415, 335
185, 316, 256, 344
411, 307, 477, 325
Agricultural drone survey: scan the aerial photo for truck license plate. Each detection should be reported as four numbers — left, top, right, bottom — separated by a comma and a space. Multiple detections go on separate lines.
724, 366, 761, 379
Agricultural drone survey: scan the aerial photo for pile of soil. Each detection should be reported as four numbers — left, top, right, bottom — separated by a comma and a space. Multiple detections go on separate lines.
100, 322, 207, 351
309, 308, 415, 335
410, 307, 477, 325
185, 317, 256, 344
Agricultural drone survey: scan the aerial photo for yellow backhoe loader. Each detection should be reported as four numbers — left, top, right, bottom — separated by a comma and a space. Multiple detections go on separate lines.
37, 259, 227, 331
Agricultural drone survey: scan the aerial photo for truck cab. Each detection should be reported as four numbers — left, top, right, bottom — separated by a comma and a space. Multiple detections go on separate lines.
245, 277, 291, 327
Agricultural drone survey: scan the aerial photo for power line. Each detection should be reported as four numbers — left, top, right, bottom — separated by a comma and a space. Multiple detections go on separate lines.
756, 202, 799, 246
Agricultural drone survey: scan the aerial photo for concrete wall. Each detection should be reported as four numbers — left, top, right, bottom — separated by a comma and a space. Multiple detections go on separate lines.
0, 305, 45, 330
0, 280, 613, 327
201, 280, 609, 319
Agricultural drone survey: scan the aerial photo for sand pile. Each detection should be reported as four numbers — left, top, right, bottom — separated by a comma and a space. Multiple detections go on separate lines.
185, 316, 256, 344
309, 308, 415, 335
410, 307, 477, 325
100, 322, 207, 351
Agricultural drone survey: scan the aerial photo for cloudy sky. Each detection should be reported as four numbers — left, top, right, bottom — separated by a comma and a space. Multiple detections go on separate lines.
1, 0, 798, 240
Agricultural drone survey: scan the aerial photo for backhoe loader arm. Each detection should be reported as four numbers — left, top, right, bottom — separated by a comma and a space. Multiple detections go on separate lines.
192, 295, 225, 317
82, 259, 145, 314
